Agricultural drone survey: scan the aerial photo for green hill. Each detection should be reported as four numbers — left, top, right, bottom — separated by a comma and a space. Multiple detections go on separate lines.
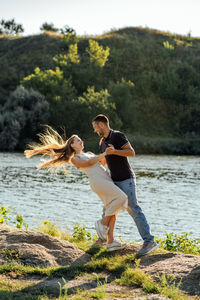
0, 27, 200, 153
0, 32, 64, 100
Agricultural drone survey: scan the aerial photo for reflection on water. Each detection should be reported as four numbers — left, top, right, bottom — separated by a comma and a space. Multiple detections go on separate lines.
0, 152, 200, 242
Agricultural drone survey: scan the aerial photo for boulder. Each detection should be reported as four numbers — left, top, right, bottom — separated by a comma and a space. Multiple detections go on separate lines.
0, 225, 90, 267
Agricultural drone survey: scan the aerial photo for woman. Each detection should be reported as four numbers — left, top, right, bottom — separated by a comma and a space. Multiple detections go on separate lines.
24, 126, 128, 251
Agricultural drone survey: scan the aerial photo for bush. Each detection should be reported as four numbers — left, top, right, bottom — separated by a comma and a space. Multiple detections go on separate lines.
72, 223, 92, 241
156, 232, 200, 255
0, 205, 28, 229
38, 220, 61, 237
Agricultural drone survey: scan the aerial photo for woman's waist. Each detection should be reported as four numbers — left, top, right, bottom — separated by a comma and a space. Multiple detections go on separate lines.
85, 165, 110, 177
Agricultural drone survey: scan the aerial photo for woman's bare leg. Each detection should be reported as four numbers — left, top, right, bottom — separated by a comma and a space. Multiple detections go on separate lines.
101, 216, 112, 227
107, 215, 116, 244
101, 215, 116, 243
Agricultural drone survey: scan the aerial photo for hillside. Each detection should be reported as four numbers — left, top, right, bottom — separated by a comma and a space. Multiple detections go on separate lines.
0, 32, 64, 100
0, 27, 200, 153
1, 27, 200, 99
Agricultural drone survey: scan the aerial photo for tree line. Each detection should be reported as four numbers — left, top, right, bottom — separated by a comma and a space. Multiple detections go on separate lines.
0, 19, 75, 36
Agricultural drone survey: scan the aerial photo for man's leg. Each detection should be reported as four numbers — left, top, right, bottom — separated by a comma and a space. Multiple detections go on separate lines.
114, 178, 154, 244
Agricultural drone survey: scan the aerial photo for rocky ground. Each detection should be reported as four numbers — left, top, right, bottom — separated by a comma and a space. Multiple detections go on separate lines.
0, 224, 90, 267
0, 225, 199, 299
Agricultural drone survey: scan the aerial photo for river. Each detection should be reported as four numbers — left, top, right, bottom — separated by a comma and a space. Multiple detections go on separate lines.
0, 152, 200, 242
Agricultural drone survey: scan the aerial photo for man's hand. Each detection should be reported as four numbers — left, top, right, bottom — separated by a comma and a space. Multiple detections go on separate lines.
105, 144, 115, 155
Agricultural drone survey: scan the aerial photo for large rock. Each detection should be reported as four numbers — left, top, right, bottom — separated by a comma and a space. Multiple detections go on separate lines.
0, 225, 90, 267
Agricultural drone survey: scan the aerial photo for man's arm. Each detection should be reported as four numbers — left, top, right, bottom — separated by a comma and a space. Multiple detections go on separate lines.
105, 142, 135, 157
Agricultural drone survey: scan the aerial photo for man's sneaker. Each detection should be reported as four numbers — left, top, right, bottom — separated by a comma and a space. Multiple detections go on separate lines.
106, 240, 126, 252
137, 241, 159, 257
95, 220, 109, 241
91, 237, 106, 247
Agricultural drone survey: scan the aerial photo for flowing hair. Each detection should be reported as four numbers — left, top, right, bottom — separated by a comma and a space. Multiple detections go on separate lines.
24, 125, 77, 170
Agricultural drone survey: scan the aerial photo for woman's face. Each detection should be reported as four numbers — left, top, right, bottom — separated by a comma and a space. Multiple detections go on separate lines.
71, 136, 84, 151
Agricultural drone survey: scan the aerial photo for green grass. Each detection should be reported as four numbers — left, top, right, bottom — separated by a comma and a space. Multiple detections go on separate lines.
0, 258, 195, 300
0, 245, 196, 300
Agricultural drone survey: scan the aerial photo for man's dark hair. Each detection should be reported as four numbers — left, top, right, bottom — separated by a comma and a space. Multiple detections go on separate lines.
92, 114, 109, 125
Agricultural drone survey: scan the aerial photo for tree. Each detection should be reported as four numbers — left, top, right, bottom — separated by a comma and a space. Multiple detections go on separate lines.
0, 87, 49, 150
108, 79, 137, 130
43, 86, 122, 136
40, 23, 76, 37
73, 86, 122, 133
86, 39, 110, 67
21, 67, 76, 104
21, 66, 77, 130
60, 25, 76, 35
0, 19, 24, 35
53, 44, 80, 66
53, 40, 110, 94
40, 22, 58, 32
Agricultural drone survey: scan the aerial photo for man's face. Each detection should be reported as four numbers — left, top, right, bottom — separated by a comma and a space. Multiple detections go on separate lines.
92, 121, 104, 136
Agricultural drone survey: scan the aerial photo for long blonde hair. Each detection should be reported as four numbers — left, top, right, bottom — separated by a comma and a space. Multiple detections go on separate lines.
24, 126, 77, 169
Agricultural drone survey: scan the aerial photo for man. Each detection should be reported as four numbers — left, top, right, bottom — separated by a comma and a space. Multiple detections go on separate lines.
92, 114, 159, 256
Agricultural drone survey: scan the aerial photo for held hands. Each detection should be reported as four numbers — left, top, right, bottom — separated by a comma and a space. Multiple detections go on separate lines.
100, 151, 106, 157
105, 144, 115, 155
98, 144, 115, 159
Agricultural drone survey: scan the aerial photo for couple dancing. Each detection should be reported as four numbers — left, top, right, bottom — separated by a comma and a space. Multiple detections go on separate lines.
25, 114, 158, 255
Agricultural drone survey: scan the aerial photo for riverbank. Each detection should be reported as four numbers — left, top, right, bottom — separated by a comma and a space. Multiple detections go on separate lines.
85, 135, 200, 155
1, 134, 200, 156
0, 225, 199, 299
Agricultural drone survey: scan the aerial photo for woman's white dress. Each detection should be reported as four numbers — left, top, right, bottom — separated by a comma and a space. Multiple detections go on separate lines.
76, 152, 128, 216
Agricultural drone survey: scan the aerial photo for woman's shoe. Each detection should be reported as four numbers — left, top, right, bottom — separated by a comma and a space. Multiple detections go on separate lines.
91, 238, 106, 247
95, 220, 109, 240
106, 240, 126, 252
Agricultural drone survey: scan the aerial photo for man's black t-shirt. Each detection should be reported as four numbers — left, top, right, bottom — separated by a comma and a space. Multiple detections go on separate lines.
100, 129, 134, 181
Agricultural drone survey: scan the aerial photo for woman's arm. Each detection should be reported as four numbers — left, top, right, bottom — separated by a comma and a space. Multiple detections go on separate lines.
100, 156, 107, 166
71, 153, 106, 168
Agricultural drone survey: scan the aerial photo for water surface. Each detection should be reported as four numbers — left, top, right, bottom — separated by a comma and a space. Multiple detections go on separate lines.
0, 153, 199, 242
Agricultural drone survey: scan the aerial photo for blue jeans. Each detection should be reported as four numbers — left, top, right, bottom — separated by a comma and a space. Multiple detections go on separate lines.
114, 177, 154, 244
